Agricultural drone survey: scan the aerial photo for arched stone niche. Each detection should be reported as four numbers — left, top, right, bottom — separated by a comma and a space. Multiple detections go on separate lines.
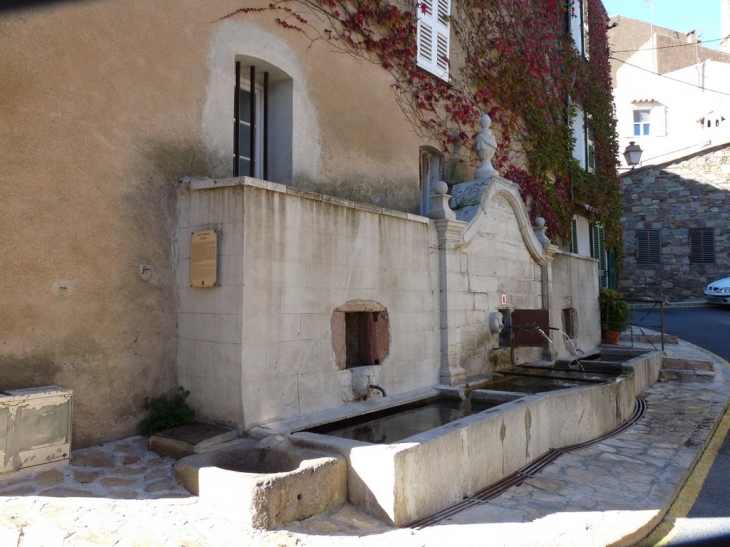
331, 301, 390, 370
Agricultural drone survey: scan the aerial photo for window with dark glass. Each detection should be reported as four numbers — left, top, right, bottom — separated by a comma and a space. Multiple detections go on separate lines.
234, 62, 268, 179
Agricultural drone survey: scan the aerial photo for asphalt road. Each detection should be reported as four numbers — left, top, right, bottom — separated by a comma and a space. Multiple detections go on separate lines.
633, 305, 730, 545
630, 306, 730, 361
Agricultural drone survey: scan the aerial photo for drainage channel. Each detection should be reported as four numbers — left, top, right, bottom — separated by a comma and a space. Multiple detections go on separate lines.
409, 393, 648, 529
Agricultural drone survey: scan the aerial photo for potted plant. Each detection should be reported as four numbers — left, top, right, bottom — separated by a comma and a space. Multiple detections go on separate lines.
599, 288, 630, 345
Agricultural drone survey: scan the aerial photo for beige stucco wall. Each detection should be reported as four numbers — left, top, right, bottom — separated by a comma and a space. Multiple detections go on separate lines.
0, 0, 430, 446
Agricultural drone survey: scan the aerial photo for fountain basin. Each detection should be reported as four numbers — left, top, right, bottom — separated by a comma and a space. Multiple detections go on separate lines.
306, 396, 501, 444
175, 440, 347, 529
284, 349, 662, 525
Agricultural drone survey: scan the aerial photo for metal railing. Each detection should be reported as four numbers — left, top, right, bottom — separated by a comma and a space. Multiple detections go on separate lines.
599, 295, 667, 352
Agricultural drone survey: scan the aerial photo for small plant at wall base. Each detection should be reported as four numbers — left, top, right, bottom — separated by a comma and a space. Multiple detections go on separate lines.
138, 386, 196, 436
599, 288, 630, 344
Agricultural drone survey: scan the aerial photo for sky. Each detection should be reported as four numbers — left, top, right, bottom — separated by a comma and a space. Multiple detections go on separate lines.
602, 0, 724, 49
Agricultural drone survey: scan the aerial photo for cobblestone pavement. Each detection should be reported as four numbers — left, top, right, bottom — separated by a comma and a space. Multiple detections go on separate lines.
0, 339, 728, 547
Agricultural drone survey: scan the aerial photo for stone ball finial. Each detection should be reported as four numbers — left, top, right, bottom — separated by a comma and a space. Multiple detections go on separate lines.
475, 113, 499, 180
433, 180, 449, 195
428, 180, 456, 220
533, 216, 551, 249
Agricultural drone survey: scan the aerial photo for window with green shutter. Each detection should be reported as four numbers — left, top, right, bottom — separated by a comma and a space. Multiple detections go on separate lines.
570, 217, 579, 254
591, 222, 607, 288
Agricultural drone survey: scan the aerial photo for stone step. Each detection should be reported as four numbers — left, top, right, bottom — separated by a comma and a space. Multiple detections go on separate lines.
619, 332, 679, 344
659, 369, 715, 383
663, 357, 714, 371
148, 422, 239, 460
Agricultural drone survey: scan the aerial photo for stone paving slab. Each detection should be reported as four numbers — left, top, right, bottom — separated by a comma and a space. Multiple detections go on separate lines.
0, 339, 727, 546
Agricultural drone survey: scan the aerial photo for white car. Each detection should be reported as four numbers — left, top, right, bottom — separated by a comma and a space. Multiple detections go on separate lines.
705, 277, 730, 305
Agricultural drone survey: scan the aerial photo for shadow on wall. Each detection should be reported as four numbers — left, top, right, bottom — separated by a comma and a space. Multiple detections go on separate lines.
620, 146, 730, 302
292, 174, 420, 214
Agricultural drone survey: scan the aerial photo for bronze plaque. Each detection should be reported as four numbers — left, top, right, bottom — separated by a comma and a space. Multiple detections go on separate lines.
191, 230, 218, 287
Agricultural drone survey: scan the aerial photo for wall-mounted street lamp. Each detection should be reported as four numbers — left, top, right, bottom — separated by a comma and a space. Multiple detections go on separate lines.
623, 141, 643, 168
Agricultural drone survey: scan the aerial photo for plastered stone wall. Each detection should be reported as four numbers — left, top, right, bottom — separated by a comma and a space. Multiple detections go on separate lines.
620, 144, 730, 301
178, 176, 602, 430
178, 178, 439, 429
550, 251, 601, 353
452, 196, 544, 375
2, 0, 438, 445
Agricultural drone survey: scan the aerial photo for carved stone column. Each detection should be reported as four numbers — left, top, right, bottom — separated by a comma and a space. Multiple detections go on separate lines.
533, 217, 559, 360
429, 182, 467, 386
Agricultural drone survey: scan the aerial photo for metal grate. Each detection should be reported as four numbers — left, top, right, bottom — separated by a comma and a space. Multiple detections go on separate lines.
409, 394, 648, 529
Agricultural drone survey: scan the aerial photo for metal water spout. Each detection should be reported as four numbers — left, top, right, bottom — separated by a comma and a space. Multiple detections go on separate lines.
548, 326, 584, 357
368, 385, 386, 397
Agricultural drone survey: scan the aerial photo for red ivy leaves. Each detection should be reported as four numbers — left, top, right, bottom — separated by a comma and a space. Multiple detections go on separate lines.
232, 0, 620, 245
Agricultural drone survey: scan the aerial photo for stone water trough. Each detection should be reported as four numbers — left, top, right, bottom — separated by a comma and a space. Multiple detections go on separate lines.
254, 348, 662, 526
175, 438, 347, 530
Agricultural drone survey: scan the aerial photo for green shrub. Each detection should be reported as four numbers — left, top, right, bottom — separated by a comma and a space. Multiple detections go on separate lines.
138, 386, 195, 436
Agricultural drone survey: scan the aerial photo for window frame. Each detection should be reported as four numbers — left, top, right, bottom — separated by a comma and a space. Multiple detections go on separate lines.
567, 0, 589, 58
234, 62, 269, 180
633, 109, 651, 137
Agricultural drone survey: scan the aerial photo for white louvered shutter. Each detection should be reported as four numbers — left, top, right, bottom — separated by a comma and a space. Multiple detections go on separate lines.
417, 0, 450, 80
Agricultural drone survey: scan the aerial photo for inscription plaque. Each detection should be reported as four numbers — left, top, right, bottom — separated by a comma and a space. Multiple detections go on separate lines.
191, 230, 218, 287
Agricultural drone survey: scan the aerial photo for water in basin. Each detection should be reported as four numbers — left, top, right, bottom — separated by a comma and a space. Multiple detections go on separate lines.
512, 366, 620, 382
307, 397, 498, 444
479, 375, 584, 394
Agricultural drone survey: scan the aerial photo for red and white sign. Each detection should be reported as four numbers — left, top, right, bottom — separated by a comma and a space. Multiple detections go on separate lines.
501, 293, 507, 306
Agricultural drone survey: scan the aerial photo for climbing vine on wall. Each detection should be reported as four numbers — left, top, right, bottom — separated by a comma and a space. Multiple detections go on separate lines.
226, 0, 621, 247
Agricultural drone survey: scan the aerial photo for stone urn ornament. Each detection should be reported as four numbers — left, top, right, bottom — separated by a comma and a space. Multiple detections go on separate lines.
474, 113, 499, 179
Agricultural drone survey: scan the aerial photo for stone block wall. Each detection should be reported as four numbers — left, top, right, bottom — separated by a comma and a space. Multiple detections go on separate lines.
452, 194, 544, 374
178, 178, 439, 429
620, 144, 730, 301
550, 251, 601, 353
178, 176, 601, 431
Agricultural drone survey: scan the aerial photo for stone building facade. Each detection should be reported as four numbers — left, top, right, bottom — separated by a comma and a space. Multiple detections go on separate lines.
2, 0, 611, 447
620, 142, 730, 301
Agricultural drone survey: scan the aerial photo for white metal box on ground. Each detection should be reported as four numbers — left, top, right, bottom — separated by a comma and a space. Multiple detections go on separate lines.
0, 386, 72, 475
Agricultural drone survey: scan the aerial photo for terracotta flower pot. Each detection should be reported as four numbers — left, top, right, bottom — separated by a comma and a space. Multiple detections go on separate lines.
602, 330, 621, 345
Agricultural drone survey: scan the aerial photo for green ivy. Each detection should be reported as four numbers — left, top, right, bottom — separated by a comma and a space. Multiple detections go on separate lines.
229, 0, 623, 251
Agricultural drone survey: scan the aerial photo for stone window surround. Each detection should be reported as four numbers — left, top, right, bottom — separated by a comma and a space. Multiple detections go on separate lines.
331, 301, 391, 371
